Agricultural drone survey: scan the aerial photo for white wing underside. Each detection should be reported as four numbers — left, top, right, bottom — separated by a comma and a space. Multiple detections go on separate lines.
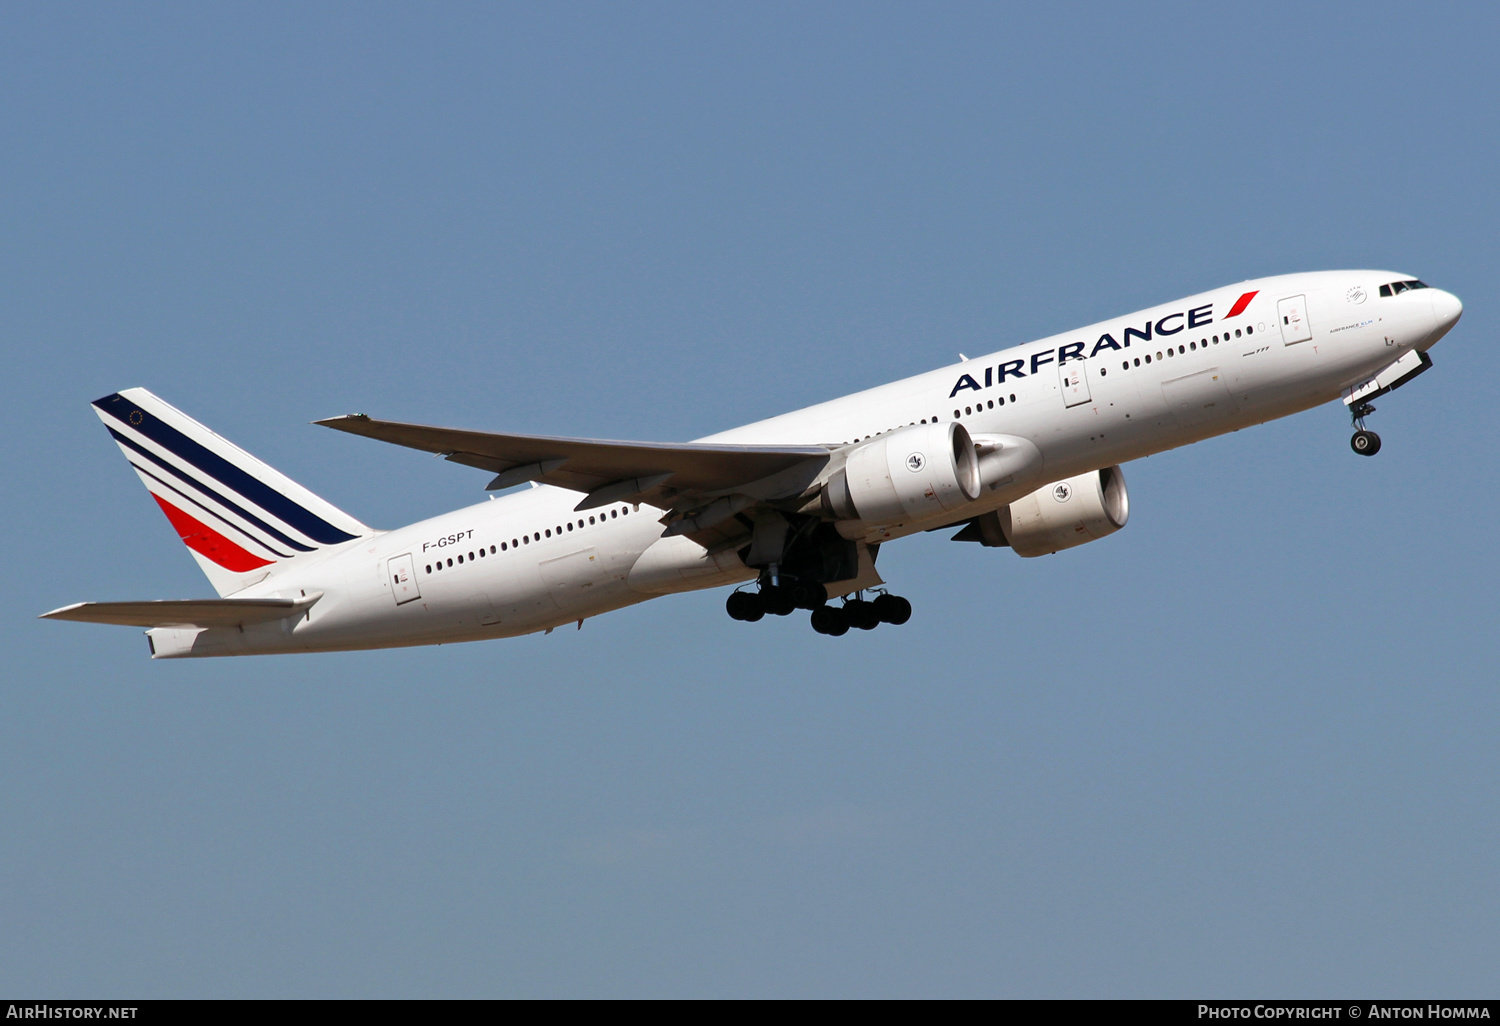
315, 414, 831, 513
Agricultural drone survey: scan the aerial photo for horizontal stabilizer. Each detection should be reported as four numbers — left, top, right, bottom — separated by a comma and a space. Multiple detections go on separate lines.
316, 414, 829, 507
40, 595, 317, 629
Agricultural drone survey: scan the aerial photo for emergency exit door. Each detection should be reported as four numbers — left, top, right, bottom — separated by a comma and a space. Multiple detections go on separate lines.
1059, 358, 1091, 407
1278, 295, 1312, 345
388, 553, 421, 605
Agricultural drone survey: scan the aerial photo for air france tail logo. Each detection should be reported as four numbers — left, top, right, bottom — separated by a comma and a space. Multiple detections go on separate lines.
948, 293, 1257, 398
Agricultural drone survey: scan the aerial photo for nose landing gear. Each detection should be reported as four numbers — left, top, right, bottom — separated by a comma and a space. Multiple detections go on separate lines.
1349, 401, 1382, 457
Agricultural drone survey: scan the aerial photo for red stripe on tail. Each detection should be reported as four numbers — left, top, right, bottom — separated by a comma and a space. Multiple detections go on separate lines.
151, 495, 273, 572
1225, 290, 1259, 318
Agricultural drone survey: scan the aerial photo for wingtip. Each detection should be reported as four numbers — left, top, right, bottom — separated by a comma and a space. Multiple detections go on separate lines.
38, 602, 86, 621
313, 413, 371, 428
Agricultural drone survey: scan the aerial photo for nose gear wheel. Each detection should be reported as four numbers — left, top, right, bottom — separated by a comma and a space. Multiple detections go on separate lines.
1348, 401, 1382, 457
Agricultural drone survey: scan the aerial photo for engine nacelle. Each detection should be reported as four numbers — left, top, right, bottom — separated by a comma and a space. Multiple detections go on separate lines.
822, 421, 980, 524
1000, 465, 1129, 557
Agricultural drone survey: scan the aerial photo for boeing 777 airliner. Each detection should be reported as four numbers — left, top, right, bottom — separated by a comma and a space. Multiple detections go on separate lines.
42, 270, 1462, 656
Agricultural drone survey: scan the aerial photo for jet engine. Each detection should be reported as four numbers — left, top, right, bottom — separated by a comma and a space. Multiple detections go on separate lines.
821, 421, 980, 525
999, 465, 1129, 557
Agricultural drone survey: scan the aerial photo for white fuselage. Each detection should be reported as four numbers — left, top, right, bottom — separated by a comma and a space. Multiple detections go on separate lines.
150, 270, 1458, 657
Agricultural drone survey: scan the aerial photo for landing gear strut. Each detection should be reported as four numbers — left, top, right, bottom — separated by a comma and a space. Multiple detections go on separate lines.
1349, 401, 1382, 457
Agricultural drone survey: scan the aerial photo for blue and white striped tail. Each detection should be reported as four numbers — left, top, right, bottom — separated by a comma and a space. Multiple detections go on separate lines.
93, 388, 373, 596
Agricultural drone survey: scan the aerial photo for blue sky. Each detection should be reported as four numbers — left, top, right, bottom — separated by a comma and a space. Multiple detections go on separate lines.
2, 2, 1496, 997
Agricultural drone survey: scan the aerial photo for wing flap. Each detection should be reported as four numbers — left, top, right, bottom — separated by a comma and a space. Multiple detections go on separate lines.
315, 414, 830, 505
40, 597, 314, 629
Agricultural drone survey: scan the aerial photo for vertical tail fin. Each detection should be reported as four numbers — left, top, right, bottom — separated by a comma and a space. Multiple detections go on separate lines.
93, 388, 373, 596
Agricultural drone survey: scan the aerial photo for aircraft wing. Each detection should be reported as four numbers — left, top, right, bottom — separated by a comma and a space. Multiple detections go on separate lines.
40, 597, 314, 629
315, 414, 831, 511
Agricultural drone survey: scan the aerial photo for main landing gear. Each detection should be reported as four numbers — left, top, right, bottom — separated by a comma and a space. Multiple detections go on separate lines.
725, 580, 912, 636
1349, 401, 1382, 457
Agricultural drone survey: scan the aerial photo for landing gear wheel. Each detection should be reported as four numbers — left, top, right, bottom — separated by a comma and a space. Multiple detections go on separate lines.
761, 585, 796, 617
1351, 429, 1382, 456
872, 594, 912, 625
789, 580, 828, 610
843, 599, 881, 631
810, 606, 849, 636
726, 590, 764, 622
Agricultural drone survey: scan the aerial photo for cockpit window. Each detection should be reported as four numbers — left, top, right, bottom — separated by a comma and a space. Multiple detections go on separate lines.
1379, 279, 1428, 297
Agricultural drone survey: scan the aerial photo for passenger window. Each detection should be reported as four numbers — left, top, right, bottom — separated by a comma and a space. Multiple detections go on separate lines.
425, 565, 431, 574
1145, 355, 1152, 364
1100, 368, 1107, 376
490, 545, 496, 554
1235, 329, 1242, 338
1245, 326, 1252, 335
611, 510, 617, 519
457, 554, 464, 564
447, 558, 453, 567
567, 522, 573, 531
953, 409, 961, 418
1009, 394, 1016, 402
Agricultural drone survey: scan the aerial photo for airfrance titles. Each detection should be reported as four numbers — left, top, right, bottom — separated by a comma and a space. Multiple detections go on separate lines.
949, 299, 1232, 399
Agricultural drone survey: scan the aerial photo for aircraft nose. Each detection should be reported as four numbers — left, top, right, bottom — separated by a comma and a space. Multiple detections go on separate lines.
1432, 288, 1463, 331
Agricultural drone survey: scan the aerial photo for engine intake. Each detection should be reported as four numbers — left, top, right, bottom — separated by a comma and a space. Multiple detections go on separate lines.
822, 422, 980, 524
1000, 465, 1129, 556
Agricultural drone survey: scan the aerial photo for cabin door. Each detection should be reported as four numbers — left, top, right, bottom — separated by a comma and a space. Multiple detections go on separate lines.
1059, 358, 1091, 408
387, 553, 421, 605
1278, 295, 1312, 345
